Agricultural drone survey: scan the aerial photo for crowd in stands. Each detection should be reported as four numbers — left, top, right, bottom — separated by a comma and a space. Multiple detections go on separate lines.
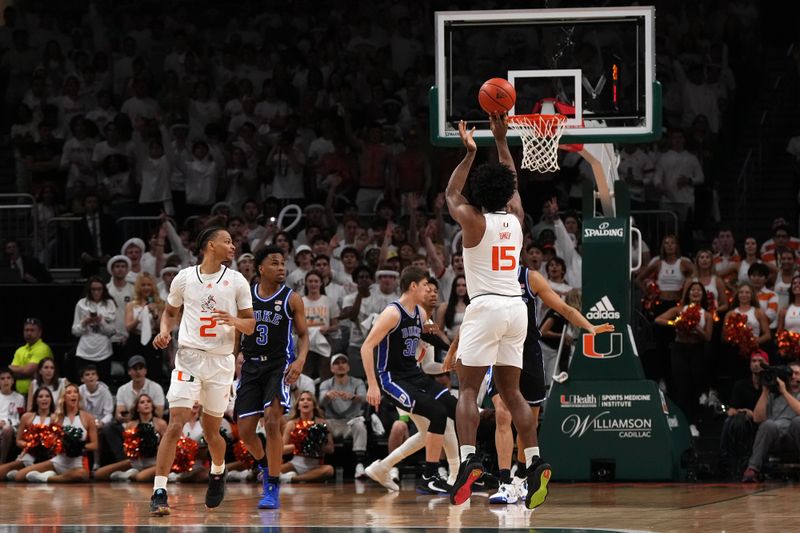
3, 0, 798, 487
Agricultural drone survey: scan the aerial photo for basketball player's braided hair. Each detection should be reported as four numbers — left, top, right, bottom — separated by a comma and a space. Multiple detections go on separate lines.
196, 226, 224, 251
470, 161, 516, 212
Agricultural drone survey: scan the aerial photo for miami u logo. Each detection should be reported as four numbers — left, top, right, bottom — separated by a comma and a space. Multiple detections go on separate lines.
583, 333, 624, 359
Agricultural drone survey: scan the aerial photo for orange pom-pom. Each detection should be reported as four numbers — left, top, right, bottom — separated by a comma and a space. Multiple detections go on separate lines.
671, 304, 702, 333
171, 436, 199, 473
723, 313, 758, 357
232, 440, 254, 468
777, 330, 800, 360
123, 427, 142, 459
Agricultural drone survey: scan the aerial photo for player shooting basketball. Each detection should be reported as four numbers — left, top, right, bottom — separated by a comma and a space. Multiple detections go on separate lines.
445, 112, 546, 509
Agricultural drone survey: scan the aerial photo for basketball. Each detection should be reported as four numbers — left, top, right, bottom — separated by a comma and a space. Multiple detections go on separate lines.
478, 78, 516, 114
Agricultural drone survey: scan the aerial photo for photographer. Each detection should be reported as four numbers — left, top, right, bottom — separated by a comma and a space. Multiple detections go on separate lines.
719, 351, 765, 479
741, 360, 800, 482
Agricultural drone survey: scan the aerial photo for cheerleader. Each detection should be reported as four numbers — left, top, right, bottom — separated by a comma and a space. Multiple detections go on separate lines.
94, 394, 166, 481
279, 391, 334, 483
18, 383, 98, 482
656, 281, 713, 436
778, 275, 800, 335
0, 388, 55, 481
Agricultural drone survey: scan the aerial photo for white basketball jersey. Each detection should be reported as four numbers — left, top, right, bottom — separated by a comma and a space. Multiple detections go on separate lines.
167, 265, 253, 355
462, 212, 523, 299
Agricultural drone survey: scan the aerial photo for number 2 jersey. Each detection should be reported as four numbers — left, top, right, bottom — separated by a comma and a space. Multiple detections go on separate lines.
167, 265, 253, 355
240, 284, 295, 363
377, 302, 423, 380
463, 211, 523, 299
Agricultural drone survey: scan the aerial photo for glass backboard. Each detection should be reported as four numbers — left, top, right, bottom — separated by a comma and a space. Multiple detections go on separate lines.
431, 6, 660, 146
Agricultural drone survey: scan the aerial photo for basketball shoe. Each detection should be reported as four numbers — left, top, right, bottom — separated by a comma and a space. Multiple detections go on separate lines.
149, 488, 170, 516
365, 460, 399, 491
525, 458, 552, 509
205, 469, 227, 508
449, 454, 484, 505
489, 483, 519, 504
416, 473, 450, 495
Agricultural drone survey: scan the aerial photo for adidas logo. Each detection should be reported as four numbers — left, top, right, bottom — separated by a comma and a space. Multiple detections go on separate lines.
586, 296, 621, 320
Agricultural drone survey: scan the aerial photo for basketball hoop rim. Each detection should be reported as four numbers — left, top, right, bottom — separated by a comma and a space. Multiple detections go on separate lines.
507, 113, 567, 125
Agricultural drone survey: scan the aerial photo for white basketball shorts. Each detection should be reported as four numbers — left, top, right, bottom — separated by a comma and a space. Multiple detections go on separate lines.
166, 348, 235, 417
456, 295, 528, 368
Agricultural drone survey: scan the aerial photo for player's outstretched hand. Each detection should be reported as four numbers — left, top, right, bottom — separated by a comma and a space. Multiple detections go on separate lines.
458, 120, 477, 153
153, 331, 171, 349
588, 323, 615, 335
366, 384, 382, 409
284, 358, 304, 385
488, 112, 508, 140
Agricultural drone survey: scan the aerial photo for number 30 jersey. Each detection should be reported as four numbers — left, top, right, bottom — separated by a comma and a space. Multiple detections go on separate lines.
463, 211, 523, 299
377, 302, 423, 380
167, 266, 253, 355
240, 284, 295, 363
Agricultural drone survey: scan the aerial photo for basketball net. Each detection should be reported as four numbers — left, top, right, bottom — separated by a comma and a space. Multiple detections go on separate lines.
508, 98, 580, 173
508, 114, 567, 172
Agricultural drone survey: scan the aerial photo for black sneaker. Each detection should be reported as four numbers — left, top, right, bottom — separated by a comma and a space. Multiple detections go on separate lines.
416, 473, 450, 495
525, 458, 552, 510
149, 488, 170, 516
449, 454, 484, 506
205, 469, 227, 509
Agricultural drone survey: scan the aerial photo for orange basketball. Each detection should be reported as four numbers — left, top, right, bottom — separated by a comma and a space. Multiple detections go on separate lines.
478, 78, 517, 114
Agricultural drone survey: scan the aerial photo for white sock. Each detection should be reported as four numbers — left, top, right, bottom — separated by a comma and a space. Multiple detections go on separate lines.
460, 445, 476, 462
153, 475, 168, 491
210, 462, 225, 475
524, 447, 540, 468
443, 420, 460, 485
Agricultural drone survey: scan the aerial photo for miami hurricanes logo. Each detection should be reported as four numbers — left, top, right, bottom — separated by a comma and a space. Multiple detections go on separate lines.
583, 333, 624, 359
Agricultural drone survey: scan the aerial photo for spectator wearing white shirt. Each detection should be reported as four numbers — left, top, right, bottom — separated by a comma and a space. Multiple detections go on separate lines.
653, 129, 704, 243
121, 78, 160, 124
60, 115, 97, 194
101, 355, 166, 464
132, 120, 172, 215
92, 121, 134, 170
0, 368, 25, 464
618, 143, 655, 210
71, 277, 118, 384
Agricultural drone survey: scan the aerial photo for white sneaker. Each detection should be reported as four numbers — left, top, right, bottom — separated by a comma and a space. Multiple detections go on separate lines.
26, 470, 56, 483
489, 483, 519, 504
513, 477, 527, 501
354, 462, 367, 479
167, 472, 178, 483
6, 470, 18, 481
109, 471, 127, 481
689, 424, 700, 438
365, 460, 399, 491
279, 471, 297, 484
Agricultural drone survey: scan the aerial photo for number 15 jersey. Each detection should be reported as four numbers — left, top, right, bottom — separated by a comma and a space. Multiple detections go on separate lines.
462, 211, 523, 299
167, 265, 253, 355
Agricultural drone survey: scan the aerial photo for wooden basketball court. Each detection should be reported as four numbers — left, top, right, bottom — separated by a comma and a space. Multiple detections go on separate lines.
1, 480, 796, 531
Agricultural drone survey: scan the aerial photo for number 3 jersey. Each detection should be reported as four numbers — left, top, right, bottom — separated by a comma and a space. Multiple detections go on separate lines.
463, 211, 523, 299
167, 265, 253, 355
377, 302, 423, 380
240, 284, 295, 363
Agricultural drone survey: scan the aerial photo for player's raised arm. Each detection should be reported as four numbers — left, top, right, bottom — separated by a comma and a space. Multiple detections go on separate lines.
286, 291, 309, 385
489, 112, 524, 225
445, 120, 480, 227
360, 305, 401, 408
529, 269, 614, 335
